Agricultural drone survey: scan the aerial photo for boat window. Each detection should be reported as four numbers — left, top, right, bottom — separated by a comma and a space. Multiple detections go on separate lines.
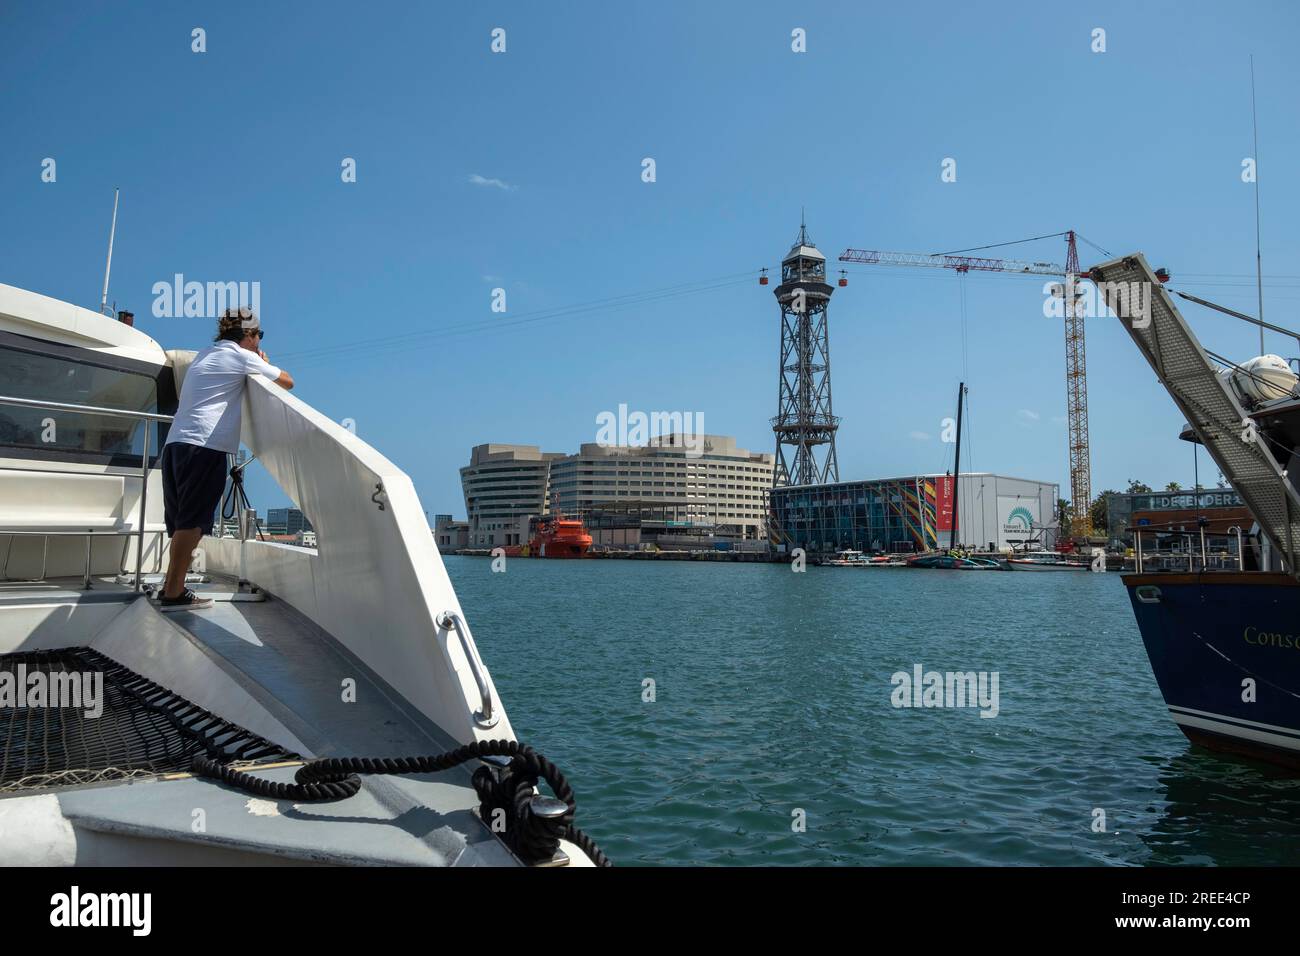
0, 338, 174, 468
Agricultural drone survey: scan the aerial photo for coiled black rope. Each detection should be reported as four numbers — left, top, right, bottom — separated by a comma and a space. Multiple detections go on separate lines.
191, 738, 612, 867
219, 454, 266, 540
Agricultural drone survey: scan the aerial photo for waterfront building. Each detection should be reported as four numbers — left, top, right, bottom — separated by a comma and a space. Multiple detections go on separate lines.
459, 435, 775, 549
547, 434, 775, 546
263, 530, 316, 547
433, 514, 470, 551
266, 507, 312, 536
770, 473, 1060, 554
1102, 488, 1250, 551
460, 444, 566, 548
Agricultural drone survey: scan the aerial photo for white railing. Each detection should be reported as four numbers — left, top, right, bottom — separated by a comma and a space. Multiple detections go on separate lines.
0, 394, 171, 591
1133, 525, 1246, 573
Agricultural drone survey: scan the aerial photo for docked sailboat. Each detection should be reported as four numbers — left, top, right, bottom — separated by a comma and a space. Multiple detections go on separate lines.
906, 381, 1002, 569
0, 283, 607, 865
905, 553, 996, 570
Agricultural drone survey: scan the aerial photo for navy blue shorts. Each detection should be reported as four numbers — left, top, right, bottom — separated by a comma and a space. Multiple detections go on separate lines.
161, 442, 229, 537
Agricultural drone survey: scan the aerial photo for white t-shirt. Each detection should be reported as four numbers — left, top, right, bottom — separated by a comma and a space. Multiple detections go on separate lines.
166, 341, 282, 454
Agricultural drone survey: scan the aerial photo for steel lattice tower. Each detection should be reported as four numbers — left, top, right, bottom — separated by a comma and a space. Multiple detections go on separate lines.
771, 220, 840, 487
1062, 230, 1092, 537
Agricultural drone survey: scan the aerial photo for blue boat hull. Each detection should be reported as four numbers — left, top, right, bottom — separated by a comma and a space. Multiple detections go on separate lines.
1125, 572, 1300, 770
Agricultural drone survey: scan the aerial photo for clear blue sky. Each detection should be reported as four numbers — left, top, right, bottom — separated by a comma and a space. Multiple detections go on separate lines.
4, 1, 1299, 517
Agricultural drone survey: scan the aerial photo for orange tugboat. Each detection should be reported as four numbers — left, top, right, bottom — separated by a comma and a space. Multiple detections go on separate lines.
505, 499, 592, 558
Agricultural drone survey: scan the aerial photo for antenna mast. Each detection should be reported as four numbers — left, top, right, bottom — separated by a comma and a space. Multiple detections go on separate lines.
100, 187, 120, 316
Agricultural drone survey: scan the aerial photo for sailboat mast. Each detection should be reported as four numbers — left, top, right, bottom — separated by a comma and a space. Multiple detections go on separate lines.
951, 381, 964, 551
1250, 55, 1265, 355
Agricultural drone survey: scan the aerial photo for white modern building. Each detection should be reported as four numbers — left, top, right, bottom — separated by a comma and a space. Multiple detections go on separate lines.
459, 444, 565, 548
458, 434, 775, 549
548, 434, 775, 543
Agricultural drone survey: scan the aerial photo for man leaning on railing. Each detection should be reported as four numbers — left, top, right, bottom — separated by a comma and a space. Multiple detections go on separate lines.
158, 308, 293, 611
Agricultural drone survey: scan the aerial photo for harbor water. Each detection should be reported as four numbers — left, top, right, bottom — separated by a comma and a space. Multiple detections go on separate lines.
446, 557, 1300, 866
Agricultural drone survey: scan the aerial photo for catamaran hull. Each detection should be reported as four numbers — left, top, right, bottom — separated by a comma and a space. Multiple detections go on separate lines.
1007, 561, 1089, 571
1125, 572, 1300, 770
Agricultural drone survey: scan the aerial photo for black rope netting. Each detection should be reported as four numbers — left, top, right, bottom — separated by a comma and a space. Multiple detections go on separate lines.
0, 646, 296, 792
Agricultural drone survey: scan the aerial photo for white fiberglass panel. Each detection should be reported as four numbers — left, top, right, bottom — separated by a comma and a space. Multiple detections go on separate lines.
204, 375, 513, 745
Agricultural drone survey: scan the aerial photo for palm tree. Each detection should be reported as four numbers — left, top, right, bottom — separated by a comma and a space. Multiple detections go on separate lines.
1090, 491, 1116, 533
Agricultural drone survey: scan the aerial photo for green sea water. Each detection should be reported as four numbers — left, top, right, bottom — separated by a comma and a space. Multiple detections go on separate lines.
444, 557, 1300, 866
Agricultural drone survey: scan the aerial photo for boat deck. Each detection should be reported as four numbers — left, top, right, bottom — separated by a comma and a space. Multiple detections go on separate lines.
0, 574, 520, 866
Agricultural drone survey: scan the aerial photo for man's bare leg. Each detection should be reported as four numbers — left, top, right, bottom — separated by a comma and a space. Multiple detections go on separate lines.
163, 527, 203, 599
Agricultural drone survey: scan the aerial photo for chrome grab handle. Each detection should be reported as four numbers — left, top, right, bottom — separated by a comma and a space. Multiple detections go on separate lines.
436, 611, 499, 729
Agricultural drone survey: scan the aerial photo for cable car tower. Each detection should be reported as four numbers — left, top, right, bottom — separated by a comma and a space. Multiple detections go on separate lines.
768, 218, 845, 488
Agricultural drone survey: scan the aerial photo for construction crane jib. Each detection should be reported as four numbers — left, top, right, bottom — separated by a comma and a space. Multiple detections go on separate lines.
839, 231, 1095, 540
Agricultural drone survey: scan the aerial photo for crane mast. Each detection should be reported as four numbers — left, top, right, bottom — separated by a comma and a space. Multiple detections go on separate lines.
1061, 231, 1091, 540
